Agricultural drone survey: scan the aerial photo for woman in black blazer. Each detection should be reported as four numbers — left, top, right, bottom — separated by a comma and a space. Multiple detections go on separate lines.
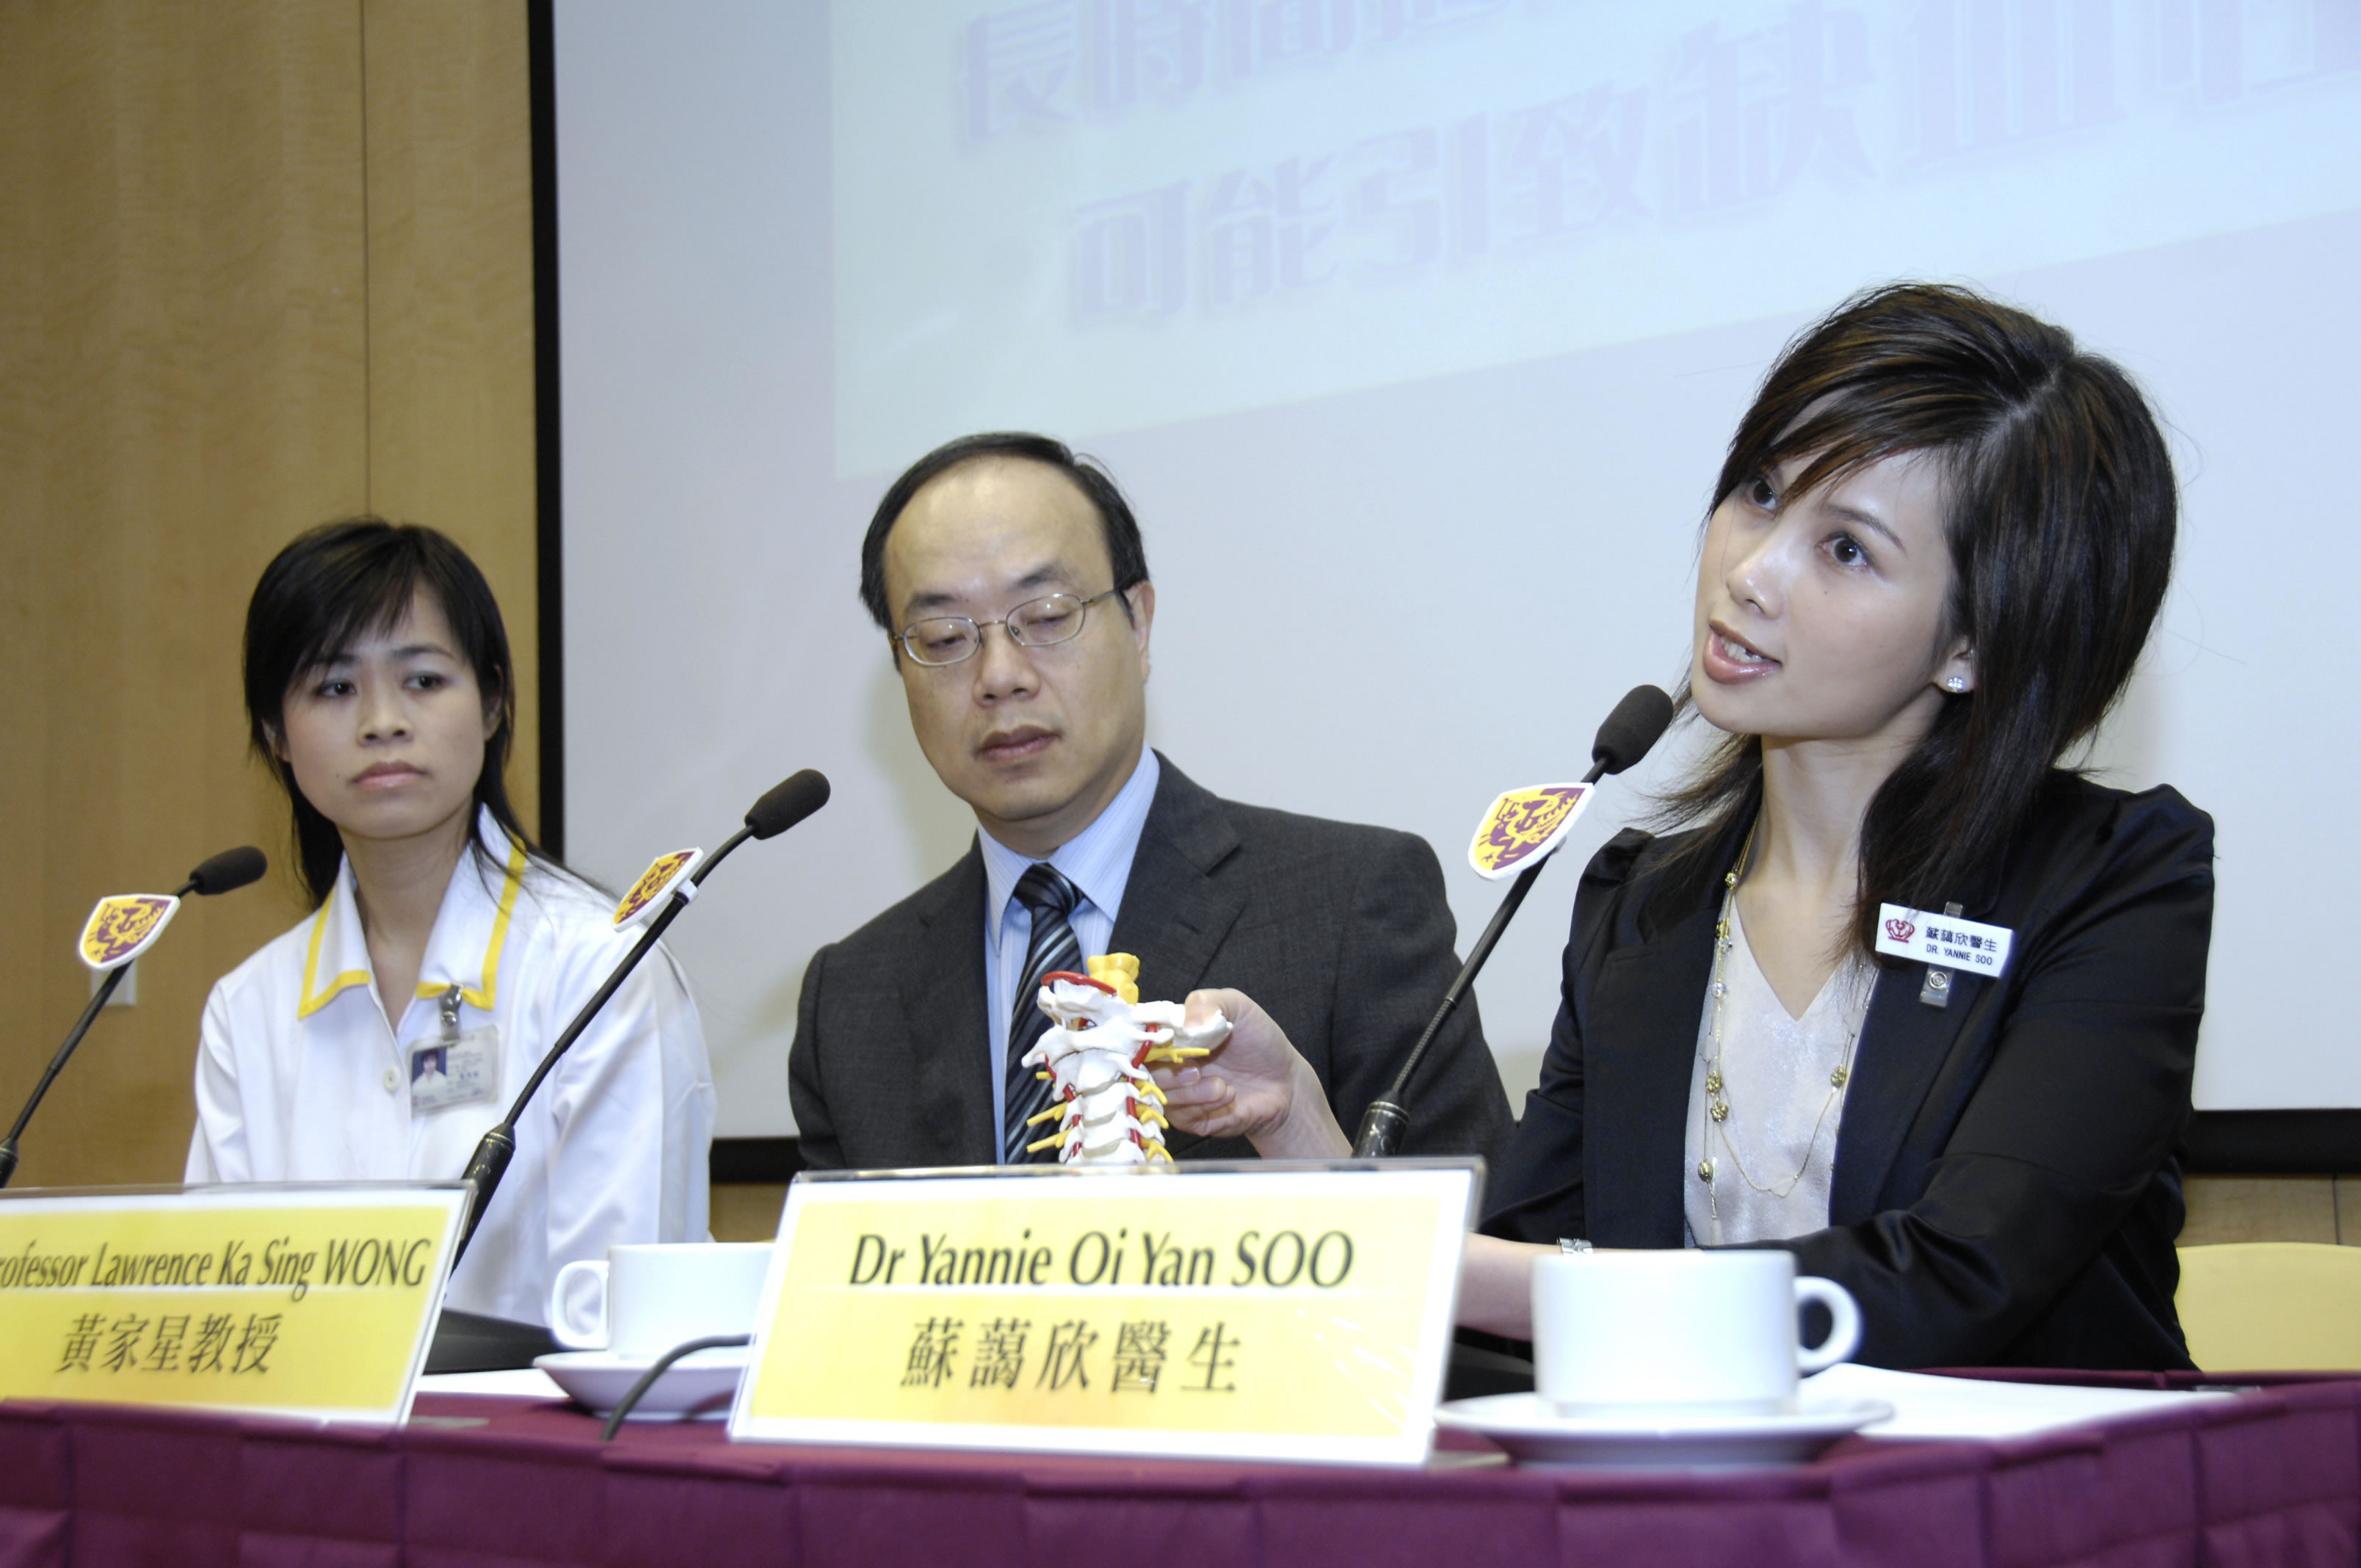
1476, 773, 2211, 1368
1161, 283, 2212, 1371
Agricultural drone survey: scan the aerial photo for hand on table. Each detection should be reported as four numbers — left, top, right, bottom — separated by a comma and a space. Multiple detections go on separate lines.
1154, 988, 1352, 1159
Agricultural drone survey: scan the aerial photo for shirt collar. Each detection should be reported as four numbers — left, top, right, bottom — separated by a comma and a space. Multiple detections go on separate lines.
979, 747, 1160, 943
296, 807, 529, 1019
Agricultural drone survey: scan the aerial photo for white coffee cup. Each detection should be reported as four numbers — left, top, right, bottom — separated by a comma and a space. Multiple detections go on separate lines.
548, 1242, 772, 1356
1531, 1249, 1861, 1415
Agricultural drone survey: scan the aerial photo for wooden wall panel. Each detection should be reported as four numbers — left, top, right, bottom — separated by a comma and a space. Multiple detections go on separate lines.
2180, 1175, 2345, 1248
362, 0, 540, 839
0, 0, 538, 1188
711, 1185, 791, 1244
0, 0, 371, 1188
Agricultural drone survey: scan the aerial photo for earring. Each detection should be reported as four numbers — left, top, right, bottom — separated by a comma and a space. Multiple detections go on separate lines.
1945, 676, 1968, 693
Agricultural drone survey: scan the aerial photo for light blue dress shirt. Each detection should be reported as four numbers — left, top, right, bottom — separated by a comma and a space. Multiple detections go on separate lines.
977, 747, 1161, 1155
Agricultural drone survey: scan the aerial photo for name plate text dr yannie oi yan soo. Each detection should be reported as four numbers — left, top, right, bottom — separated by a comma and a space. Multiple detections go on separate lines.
730, 1161, 1480, 1466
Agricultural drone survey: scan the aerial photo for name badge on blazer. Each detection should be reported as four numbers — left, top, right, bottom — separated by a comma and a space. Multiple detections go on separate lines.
1876, 904, 2014, 978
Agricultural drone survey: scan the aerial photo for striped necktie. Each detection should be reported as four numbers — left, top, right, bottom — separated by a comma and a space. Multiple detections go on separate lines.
1004, 863, 1083, 1164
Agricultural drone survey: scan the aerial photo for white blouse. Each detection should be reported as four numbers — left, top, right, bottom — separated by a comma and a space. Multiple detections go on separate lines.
1683, 905, 1874, 1246
186, 810, 714, 1325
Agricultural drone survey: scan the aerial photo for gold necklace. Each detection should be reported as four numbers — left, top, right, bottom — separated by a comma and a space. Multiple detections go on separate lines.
1696, 820, 1869, 1241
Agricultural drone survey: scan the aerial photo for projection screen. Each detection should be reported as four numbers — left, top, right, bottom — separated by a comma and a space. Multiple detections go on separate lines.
555, 0, 2361, 1134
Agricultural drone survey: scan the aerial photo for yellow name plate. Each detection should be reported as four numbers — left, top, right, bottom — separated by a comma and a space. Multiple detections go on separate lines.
0, 1183, 468, 1423
730, 1162, 1479, 1466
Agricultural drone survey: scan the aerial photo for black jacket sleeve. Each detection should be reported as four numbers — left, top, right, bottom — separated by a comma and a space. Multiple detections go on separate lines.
1476, 832, 1658, 1239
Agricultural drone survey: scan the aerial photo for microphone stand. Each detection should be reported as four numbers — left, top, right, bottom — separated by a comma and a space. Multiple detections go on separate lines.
0, 967, 131, 1189
0, 869, 207, 1189
1351, 754, 1620, 1159
425, 770, 824, 1373
449, 818, 765, 1262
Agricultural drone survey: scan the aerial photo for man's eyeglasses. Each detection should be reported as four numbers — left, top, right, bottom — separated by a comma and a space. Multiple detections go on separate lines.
899, 589, 1123, 667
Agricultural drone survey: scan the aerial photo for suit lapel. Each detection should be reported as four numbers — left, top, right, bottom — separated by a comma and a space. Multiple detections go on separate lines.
1107, 758, 1247, 1001
1827, 837, 2014, 1222
903, 843, 998, 1164
1106, 762, 1247, 1161
1572, 800, 2014, 1233
1827, 968, 1984, 1224
1582, 899, 1719, 1246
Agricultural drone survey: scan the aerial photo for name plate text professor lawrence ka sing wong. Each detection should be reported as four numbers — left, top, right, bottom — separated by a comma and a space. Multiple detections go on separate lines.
730, 1161, 1480, 1467
0, 1183, 468, 1424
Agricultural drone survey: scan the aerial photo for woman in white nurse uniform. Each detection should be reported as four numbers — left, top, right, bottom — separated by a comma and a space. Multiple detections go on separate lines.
186, 518, 715, 1326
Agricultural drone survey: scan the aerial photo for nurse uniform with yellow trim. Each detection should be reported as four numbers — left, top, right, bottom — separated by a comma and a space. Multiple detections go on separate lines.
186, 807, 716, 1326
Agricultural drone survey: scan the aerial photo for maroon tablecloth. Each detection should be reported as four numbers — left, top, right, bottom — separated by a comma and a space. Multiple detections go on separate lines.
1, 1373, 2355, 1567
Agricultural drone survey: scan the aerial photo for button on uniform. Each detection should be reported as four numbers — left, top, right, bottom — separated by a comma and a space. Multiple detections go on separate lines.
382, 1067, 399, 1094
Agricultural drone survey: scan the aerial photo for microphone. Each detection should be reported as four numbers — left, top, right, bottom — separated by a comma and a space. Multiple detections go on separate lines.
185, 845, 268, 897
1352, 688, 1674, 1158
450, 770, 830, 1260
746, 769, 832, 840
1586, 685, 1677, 785
0, 846, 269, 1188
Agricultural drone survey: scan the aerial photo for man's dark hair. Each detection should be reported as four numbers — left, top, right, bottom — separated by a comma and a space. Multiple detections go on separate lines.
858, 432, 1151, 636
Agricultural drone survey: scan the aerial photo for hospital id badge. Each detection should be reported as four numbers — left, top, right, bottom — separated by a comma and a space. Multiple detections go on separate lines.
409, 1025, 501, 1113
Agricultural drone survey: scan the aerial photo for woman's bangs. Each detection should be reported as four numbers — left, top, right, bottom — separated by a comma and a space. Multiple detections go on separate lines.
288, 555, 432, 688
1758, 389, 1965, 511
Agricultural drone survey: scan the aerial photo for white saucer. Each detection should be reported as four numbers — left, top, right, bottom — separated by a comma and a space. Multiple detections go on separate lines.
533, 1348, 748, 1421
1434, 1393, 1895, 1469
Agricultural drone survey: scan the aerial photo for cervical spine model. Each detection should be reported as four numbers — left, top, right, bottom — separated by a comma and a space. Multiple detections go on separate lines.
1020, 954, 1231, 1165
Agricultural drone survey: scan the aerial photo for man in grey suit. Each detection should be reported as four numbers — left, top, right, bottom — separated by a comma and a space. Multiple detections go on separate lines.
788, 432, 1512, 1170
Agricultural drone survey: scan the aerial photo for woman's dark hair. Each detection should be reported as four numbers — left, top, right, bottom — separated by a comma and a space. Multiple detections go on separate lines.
1660, 283, 2177, 950
857, 432, 1151, 642
244, 517, 542, 906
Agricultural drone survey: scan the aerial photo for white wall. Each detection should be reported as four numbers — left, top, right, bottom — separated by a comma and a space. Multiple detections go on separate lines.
558, 0, 2361, 1133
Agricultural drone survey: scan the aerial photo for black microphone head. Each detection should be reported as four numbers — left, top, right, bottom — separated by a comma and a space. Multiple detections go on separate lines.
746, 769, 830, 839
1590, 686, 1677, 777
187, 846, 268, 896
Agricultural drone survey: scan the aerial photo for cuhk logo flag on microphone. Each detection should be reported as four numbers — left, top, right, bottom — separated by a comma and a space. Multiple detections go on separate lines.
1468, 784, 1595, 881
613, 849, 703, 927
79, 895, 180, 971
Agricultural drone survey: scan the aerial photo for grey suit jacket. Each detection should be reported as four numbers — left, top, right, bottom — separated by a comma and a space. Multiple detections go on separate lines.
789, 755, 1512, 1171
